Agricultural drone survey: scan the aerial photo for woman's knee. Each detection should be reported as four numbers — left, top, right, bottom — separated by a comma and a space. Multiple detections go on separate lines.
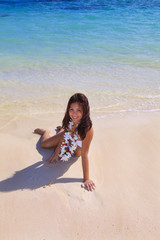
41, 141, 48, 148
41, 140, 56, 149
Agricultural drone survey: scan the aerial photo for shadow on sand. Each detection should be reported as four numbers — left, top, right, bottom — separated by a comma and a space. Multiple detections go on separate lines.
0, 137, 82, 192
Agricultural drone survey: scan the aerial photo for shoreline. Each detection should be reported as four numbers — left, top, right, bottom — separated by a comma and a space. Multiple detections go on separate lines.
0, 111, 160, 239
1, 109, 160, 129
1, 63, 160, 120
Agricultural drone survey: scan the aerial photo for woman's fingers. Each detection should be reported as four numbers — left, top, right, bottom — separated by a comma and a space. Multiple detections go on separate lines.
86, 184, 92, 191
83, 180, 96, 191
45, 157, 51, 163
46, 155, 58, 164
55, 126, 63, 134
56, 126, 62, 130
88, 183, 95, 191
53, 157, 58, 163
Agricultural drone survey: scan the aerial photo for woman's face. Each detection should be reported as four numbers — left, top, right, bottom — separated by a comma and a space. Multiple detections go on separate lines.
69, 102, 83, 124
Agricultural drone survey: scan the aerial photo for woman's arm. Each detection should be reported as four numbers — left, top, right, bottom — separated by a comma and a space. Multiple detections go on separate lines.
81, 127, 95, 191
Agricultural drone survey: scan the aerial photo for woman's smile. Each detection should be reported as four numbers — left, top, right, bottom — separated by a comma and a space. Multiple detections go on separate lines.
69, 102, 83, 124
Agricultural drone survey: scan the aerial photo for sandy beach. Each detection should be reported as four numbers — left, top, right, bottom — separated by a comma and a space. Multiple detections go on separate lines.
0, 112, 160, 240
1, 0, 160, 239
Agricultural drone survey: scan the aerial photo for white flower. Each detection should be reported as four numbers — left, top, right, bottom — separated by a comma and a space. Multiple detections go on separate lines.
68, 120, 74, 130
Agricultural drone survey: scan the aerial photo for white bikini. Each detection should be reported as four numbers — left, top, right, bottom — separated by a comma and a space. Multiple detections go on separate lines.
77, 140, 82, 148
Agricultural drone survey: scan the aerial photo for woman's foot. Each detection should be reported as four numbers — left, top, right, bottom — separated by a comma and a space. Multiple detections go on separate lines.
34, 128, 46, 135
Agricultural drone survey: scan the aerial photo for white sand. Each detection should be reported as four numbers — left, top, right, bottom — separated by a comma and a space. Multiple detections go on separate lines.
0, 112, 160, 240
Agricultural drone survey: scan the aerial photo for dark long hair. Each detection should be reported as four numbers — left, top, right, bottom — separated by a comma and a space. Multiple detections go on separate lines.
62, 93, 92, 140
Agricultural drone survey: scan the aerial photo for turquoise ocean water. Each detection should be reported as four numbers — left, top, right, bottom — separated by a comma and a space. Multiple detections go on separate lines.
0, 0, 160, 122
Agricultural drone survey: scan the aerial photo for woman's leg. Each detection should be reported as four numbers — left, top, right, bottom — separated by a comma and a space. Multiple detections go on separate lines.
34, 128, 64, 149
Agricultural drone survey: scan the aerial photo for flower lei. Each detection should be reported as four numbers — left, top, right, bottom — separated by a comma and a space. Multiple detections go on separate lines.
59, 120, 80, 162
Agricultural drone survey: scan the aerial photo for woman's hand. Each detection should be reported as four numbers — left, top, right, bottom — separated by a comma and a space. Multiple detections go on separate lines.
46, 152, 59, 164
55, 126, 62, 134
83, 179, 96, 191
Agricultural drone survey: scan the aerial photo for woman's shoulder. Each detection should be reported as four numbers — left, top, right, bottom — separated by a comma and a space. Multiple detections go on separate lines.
88, 126, 93, 134
83, 127, 93, 141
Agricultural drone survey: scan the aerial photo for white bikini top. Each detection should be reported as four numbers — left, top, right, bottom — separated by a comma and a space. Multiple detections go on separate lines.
77, 140, 82, 148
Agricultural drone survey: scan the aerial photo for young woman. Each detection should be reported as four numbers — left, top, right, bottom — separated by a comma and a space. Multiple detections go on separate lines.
34, 93, 95, 191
